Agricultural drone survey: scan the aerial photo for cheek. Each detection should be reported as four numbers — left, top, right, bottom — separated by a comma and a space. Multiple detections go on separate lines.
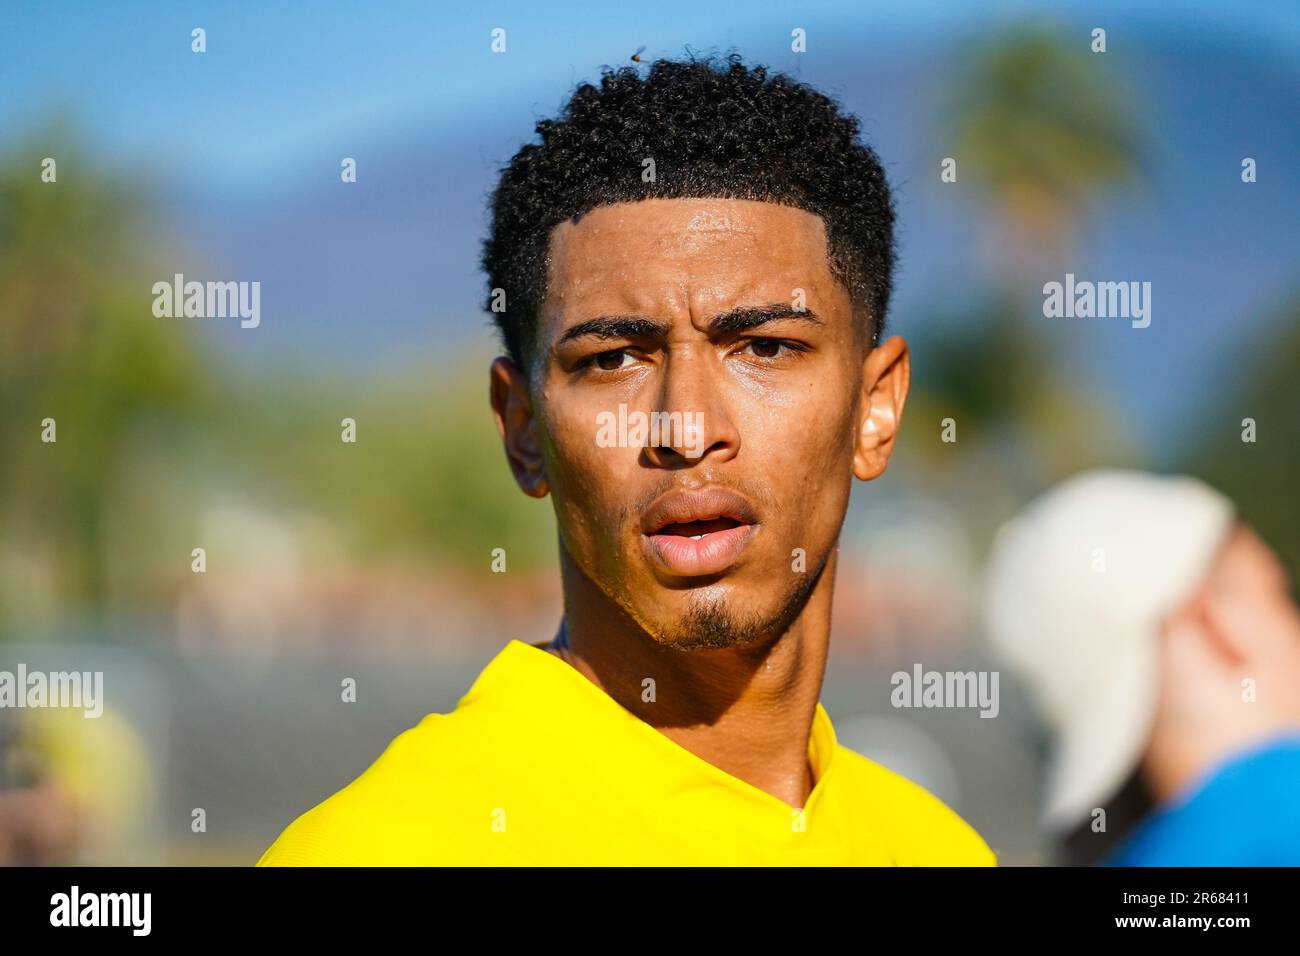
738, 375, 859, 484
540, 404, 639, 550
735, 384, 857, 558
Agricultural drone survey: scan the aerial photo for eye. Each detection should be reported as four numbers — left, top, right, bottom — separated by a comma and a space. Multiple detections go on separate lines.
739, 338, 806, 361
592, 348, 635, 371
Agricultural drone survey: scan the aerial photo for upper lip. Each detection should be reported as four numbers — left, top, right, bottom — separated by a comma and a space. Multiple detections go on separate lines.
641, 487, 760, 535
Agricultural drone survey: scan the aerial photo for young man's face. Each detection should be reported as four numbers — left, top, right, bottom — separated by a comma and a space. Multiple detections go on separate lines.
491, 197, 909, 650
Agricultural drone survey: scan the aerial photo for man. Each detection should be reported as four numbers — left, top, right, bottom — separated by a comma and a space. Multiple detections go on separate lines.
984, 469, 1300, 865
259, 54, 996, 865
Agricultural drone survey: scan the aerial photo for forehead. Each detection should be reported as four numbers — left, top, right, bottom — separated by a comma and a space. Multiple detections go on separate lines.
541, 197, 840, 322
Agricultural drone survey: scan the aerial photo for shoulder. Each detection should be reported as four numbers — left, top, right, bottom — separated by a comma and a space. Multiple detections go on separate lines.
833, 745, 998, 866
257, 712, 479, 866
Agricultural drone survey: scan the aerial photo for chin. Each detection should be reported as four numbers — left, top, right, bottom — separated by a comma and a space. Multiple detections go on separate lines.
643, 589, 784, 652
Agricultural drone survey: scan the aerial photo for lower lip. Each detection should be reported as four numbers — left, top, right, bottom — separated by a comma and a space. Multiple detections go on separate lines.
641, 524, 759, 577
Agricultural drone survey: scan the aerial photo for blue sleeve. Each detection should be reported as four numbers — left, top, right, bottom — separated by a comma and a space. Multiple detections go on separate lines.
1102, 735, 1300, 867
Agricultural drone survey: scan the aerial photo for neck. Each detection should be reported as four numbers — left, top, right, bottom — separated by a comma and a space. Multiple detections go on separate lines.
547, 546, 839, 808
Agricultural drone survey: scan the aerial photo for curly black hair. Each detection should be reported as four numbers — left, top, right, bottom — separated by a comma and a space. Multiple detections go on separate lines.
481, 53, 897, 371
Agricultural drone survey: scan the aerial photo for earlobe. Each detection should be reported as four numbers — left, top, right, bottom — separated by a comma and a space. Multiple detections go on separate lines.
489, 357, 550, 498
851, 336, 910, 482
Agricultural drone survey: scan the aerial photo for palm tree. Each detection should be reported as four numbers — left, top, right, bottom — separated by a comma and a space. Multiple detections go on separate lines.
904, 25, 1150, 509
944, 25, 1147, 270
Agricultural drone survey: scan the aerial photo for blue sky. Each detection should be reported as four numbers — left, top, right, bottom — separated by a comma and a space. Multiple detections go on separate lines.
4, 1, 1298, 187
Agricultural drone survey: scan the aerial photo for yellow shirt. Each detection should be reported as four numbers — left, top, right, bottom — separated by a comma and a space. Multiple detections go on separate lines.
258, 639, 997, 866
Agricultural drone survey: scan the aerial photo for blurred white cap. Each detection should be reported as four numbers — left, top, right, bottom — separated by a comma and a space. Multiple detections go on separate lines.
983, 469, 1235, 832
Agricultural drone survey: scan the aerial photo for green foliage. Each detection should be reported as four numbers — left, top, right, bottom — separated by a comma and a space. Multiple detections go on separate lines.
0, 122, 206, 625
1182, 293, 1300, 581
201, 355, 556, 571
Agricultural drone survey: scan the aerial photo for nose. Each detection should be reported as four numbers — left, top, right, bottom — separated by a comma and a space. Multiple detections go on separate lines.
641, 345, 740, 468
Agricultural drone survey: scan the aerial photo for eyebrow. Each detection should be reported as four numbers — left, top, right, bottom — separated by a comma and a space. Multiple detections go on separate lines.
555, 303, 822, 348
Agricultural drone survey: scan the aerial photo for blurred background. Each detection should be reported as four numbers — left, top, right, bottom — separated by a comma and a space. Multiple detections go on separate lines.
0, 0, 1296, 864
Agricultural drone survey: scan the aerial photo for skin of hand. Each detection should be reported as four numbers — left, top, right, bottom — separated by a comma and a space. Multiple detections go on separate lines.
1142, 522, 1300, 802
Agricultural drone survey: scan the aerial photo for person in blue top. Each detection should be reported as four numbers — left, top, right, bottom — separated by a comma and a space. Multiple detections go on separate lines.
1104, 731, 1300, 866
1100, 515, 1300, 866
984, 470, 1300, 867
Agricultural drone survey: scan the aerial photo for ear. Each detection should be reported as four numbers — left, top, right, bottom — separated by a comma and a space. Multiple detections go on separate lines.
852, 336, 910, 481
489, 356, 549, 498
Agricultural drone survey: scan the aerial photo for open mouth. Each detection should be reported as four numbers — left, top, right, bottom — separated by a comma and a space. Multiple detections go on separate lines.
650, 516, 745, 540
639, 489, 760, 577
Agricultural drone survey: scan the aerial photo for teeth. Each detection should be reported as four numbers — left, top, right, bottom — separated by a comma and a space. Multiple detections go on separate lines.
690, 534, 703, 540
